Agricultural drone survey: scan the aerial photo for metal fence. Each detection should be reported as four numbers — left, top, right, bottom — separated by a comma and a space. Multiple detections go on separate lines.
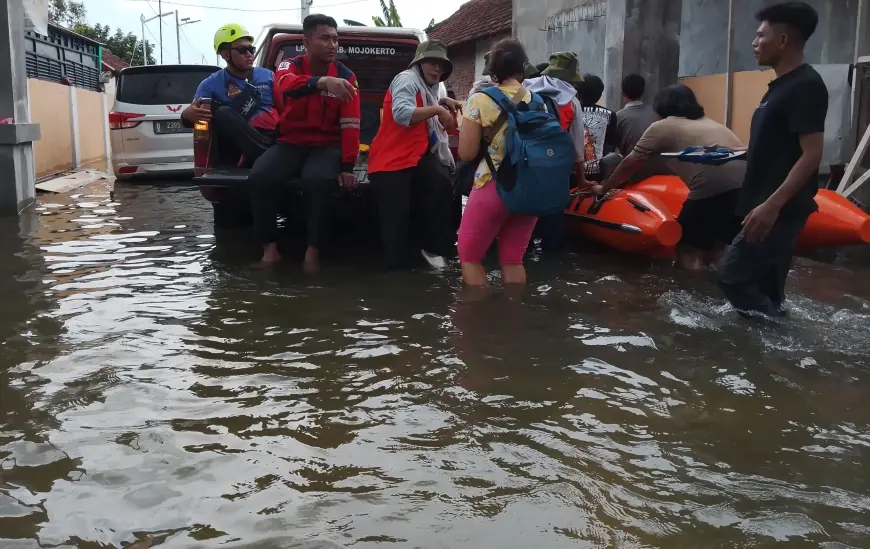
24, 24, 101, 91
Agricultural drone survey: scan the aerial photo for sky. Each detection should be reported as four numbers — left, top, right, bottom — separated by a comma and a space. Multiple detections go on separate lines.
84, 0, 468, 66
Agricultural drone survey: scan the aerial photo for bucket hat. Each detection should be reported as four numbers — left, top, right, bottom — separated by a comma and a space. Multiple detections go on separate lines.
410, 40, 453, 81
541, 51, 584, 85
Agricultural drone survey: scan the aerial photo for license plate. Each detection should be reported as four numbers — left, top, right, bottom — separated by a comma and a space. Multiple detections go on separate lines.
153, 120, 191, 135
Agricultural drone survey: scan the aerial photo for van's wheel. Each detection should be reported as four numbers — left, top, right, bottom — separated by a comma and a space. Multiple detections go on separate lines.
212, 201, 252, 228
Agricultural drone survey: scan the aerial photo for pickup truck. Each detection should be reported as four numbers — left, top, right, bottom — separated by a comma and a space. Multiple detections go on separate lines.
193, 24, 452, 227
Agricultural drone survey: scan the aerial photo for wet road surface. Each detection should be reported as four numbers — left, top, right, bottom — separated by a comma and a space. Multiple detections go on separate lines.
1, 179, 870, 548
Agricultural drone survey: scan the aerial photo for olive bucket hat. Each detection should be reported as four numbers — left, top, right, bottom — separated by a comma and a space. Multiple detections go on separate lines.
410, 40, 453, 81
541, 51, 584, 85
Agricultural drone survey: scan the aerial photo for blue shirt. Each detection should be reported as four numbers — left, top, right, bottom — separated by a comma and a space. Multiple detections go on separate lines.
193, 67, 274, 119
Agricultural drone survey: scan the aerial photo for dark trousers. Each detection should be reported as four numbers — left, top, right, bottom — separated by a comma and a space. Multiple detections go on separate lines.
369, 154, 456, 269
535, 174, 573, 253
212, 106, 274, 166
717, 215, 808, 316
248, 142, 340, 248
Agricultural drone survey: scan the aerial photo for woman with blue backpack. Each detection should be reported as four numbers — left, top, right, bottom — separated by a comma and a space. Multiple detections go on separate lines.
457, 38, 576, 287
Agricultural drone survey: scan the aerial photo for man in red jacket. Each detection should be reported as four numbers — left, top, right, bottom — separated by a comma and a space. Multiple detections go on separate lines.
247, 13, 361, 272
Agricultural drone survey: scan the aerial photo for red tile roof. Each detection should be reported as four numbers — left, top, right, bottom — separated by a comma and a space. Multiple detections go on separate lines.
101, 49, 129, 73
429, 0, 512, 47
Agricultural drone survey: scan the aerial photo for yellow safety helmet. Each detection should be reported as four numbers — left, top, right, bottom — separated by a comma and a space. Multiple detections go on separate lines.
214, 23, 254, 54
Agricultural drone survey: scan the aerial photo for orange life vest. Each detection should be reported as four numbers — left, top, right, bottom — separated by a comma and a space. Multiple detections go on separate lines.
557, 102, 576, 132
368, 89, 429, 174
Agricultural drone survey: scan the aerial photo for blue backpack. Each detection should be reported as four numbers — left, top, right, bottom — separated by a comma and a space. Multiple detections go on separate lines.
480, 87, 575, 216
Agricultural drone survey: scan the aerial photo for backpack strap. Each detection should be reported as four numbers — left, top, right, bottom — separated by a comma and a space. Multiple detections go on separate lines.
541, 95, 561, 125
480, 87, 526, 146
477, 88, 527, 182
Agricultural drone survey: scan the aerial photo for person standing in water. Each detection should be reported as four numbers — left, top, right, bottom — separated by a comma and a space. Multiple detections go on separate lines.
457, 38, 538, 287
367, 40, 460, 270
718, 1, 827, 317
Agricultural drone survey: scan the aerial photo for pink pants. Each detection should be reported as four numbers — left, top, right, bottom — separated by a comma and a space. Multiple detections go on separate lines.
457, 182, 538, 265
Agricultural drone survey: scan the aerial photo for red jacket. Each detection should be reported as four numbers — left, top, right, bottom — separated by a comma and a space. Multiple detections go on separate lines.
273, 55, 361, 172
368, 88, 428, 174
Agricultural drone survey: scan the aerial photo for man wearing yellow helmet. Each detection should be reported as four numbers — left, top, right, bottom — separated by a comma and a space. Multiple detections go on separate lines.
181, 23, 278, 165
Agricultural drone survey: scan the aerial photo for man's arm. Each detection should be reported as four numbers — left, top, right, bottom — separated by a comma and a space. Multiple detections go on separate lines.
338, 73, 362, 174
765, 79, 828, 209
598, 153, 647, 194
767, 133, 824, 209
742, 79, 828, 242
181, 75, 214, 126
391, 72, 443, 126
274, 60, 322, 99
597, 121, 668, 193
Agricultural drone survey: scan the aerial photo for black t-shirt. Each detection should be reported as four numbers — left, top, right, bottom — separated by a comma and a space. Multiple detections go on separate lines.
738, 63, 828, 219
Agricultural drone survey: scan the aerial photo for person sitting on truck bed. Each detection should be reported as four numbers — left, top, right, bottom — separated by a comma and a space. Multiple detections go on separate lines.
181, 23, 278, 166
368, 40, 461, 271
247, 14, 361, 272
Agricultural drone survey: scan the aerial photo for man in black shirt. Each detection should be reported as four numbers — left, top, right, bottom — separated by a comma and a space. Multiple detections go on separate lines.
717, 1, 828, 317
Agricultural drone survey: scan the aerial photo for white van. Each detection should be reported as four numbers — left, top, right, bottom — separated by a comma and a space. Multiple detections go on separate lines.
110, 64, 220, 179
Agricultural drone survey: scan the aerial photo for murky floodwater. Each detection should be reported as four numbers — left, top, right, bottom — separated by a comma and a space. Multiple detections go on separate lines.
2, 180, 870, 549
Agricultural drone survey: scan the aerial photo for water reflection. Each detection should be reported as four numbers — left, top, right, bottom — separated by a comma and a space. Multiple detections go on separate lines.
0, 181, 869, 548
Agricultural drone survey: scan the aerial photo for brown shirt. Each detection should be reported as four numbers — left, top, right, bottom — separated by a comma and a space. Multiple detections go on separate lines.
634, 116, 746, 200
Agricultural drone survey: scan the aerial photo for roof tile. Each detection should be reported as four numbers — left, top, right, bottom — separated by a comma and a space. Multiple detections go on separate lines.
101, 49, 129, 73
429, 0, 512, 47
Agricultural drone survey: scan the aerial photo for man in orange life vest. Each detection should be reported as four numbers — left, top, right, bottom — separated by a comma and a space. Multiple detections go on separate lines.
246, 14, 361, 272
523, 51, 587, 252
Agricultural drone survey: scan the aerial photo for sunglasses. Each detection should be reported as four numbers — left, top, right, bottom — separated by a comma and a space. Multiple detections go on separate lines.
231, 45, 256, 55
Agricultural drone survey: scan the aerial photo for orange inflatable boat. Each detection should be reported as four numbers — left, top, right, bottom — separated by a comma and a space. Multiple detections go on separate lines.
565, 189, 681, 256
628, 175, 870, 250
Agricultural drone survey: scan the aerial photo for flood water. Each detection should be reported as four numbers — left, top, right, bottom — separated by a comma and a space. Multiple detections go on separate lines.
2, 180, 870, 549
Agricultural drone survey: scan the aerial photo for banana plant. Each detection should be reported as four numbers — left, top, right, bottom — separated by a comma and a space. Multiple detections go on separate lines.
372, 0, 402, 27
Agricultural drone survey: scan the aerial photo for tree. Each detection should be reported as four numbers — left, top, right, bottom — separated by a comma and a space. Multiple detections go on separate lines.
372, 0, 402, 27
74, 23, 156, 66
48, 0, 155, 66
343, 19, 367, 26
48, 0, 86, 27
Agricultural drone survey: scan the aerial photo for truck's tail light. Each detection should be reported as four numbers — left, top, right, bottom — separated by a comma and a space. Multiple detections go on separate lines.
109, 112, 143, 130
193, 120, 211, 172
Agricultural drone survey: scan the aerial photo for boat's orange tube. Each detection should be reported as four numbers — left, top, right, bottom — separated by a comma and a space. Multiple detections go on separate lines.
799, 190, 870, 248
626, 175, 870, 250
565, 190, 681, 257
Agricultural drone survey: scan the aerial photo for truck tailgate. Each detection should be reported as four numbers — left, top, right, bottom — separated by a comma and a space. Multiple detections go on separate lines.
194, 168, 250, 188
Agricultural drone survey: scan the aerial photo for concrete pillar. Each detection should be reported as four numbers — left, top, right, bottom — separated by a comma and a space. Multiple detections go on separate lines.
620, 0, 683, 106
0, 0, 40, 215
603, 0, 626, 110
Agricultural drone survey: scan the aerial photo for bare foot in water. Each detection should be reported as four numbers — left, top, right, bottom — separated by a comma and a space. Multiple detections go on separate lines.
302, 247, 321, 275
253, 243, 282, 269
